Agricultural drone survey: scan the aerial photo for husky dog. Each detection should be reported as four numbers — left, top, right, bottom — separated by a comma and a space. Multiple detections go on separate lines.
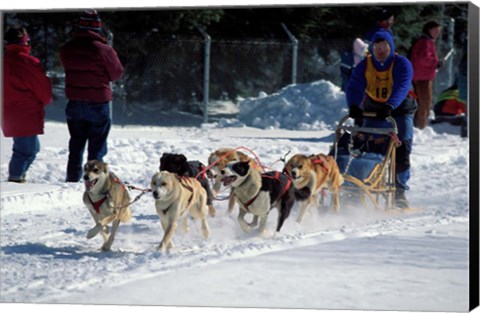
220, 161, 294, 234
82, 160, 132, 251
284, 153, 343, 223
150, 171, 210, 252
208, 148, 261, 213
160, 153, 216, 217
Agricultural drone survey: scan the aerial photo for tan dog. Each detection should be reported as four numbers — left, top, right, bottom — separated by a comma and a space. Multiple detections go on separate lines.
82, 160, 132, 251
284, 153, 343, 223
150, 171, 210, 252
208, 148, 261, 213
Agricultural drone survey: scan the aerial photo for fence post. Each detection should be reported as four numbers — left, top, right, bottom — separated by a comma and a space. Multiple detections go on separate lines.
281, 23, 298, 85
106, 29, 114, 122
197, 26, 211, 124
447, 18, 455, 86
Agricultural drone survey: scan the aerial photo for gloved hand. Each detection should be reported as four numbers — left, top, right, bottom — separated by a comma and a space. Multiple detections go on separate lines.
376, 104, 393, 119
349, 105, 364, 119
437, 59, 445, 68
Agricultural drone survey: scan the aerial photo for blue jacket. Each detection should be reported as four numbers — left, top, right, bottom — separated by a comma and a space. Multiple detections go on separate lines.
346, 31, 413, 111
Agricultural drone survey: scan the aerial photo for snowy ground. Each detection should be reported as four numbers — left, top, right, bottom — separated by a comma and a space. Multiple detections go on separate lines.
0, 80, 475, 313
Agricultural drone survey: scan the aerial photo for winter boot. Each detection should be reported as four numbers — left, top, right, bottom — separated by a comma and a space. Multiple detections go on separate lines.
395, 189, 410, 210
8, 174, 27, 183
460, 116, 467, 138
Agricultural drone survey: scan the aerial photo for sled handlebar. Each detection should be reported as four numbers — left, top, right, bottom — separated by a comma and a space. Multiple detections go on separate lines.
337, 114, 398, 135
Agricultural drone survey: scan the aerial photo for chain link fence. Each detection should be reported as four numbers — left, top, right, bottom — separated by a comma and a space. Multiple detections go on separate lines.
38, 27, 458, 126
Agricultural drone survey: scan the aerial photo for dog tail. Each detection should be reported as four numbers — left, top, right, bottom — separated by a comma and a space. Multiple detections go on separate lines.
119, 207, 132, 222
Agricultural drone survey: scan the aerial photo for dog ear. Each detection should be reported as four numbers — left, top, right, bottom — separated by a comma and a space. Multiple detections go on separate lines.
103, 162, 109, 173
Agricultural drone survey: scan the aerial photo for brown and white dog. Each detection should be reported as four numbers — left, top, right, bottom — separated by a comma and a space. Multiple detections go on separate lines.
220, 161, 294, 235
284, 153, 343, 223
208, 148, 261, 213
150, 171, 210, 252
82, 160, 132, 251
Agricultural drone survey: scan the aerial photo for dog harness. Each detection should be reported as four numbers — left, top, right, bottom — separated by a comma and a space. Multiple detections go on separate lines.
239, 171, 292, 212
89, 196, 107, 214
88, 177, 125, 214
159, 175, 195, 215
310, 155, 330, 174
177, 175, 194, 205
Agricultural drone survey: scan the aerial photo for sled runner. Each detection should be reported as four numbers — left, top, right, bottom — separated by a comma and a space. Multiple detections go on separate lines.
333, 114, 400, 210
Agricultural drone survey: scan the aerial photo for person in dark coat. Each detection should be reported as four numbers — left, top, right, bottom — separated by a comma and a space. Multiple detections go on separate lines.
346, 30, 416, 209
364, 8, 395, 44
61, 9, 124, 182
2, 26, 52, 183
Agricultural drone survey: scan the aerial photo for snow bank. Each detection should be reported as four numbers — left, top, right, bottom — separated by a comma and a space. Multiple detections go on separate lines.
237, 80, 347, 130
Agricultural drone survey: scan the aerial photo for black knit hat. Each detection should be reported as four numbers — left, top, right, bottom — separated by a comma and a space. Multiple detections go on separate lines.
4, 26, 29, 45
79, 9, 103, 32
377, 8, 393, 22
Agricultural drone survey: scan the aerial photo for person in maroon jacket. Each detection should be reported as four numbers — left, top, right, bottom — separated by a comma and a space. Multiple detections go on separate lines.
61, 9, 124, 182
409, 20, 442, 129
2, 26, 52, 183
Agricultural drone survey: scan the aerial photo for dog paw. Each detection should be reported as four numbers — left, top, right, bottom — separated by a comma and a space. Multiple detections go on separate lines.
157, 242, 173, 253
101, 244, 112, 252
86, 224, 102, 239
208, 205, 216, 218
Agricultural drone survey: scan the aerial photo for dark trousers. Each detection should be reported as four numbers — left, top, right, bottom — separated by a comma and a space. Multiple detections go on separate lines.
65, 101, 111, 182
9, 135, 40, 180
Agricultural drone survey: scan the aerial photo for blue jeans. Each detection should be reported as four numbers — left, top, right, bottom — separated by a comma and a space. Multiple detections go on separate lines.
65, 101, 111, 182
9, 136, 40, 180
363, 114, 414, 190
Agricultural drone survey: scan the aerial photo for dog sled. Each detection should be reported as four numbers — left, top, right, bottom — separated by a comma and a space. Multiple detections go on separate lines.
333, 114, 400, 210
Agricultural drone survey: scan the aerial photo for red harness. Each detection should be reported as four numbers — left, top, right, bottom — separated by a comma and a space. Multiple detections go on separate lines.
310, 156, 330, 197
310, 156, 329, 174
90, 196, 107, 214
240, 172, 292, 212
88, 177, 125, 214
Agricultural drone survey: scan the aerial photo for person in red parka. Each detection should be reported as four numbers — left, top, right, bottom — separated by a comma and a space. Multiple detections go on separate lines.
409, 20, 442, 129
60, 9, 124, 182
2, 26, 52, 183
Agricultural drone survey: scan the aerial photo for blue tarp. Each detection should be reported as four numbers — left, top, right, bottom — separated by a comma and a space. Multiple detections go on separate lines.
336, 151, 384, 186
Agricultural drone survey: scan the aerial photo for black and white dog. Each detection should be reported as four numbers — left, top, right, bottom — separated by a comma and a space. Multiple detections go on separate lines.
159, 153, 216, 217
220, 161, 295, 235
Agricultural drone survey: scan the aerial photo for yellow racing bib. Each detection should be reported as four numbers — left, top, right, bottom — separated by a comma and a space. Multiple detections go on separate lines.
365, 55, 396, 103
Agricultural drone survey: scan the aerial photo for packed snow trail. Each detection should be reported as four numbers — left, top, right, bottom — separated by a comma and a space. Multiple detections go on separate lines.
1, 122, 469, 306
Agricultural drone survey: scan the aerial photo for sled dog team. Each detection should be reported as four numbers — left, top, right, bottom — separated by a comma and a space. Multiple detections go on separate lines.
82, 147, 343, 252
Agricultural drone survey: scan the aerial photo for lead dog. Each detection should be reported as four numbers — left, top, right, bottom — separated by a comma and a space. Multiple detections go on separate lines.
284, 153, 343, 223
150, 171, 210, 252
208, 148, 261, 213
220, 161, 295, 235
82, 160, 132, 251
